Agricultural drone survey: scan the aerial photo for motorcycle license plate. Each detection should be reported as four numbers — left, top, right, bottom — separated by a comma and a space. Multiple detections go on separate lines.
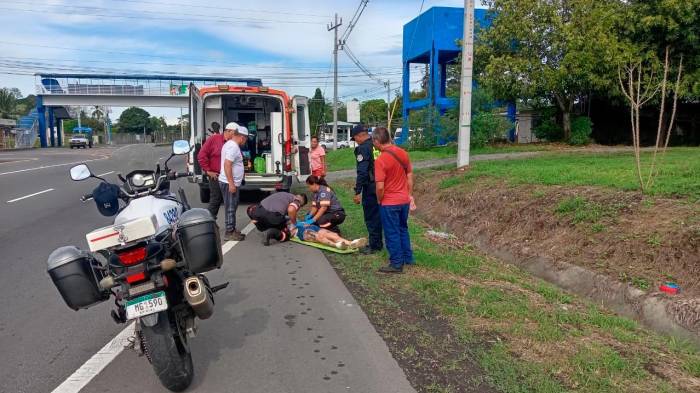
125, 291, 168, 320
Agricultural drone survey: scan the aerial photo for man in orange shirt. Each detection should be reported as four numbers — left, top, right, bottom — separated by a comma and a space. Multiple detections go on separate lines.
372, 127, 414, 273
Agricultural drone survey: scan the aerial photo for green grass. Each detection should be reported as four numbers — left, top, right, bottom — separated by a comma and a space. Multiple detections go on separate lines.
323, 143, 552, 172
439, 148, 700, 199
314, 181, 699, 392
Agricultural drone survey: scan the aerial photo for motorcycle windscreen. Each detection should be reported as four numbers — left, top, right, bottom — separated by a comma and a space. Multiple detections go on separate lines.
291, 96, 311, 181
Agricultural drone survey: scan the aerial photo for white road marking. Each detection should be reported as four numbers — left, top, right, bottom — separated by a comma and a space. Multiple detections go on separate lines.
220, 222, 256, 254
112, 144, 135, 154
0, 157, 107, 176
96, 171, 114, 177
51, 324, 135, 393
242, 221, 256, 235
0, 158, 35, 165
7, 188, 54, 203
221, 241, 237, 254
50, 220, 254, 393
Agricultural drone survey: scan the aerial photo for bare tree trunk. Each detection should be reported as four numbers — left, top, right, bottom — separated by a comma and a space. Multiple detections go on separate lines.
663, 55, 683, 152
648, 55, 684, 189
646, 46, 670, 189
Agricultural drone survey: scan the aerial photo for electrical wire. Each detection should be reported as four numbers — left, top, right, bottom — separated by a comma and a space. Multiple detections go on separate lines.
339, 0, 369, 43
0, 5, 326, 25
0, 41, 400, 73
105, 0, 331, 18
0, 58, 402, 80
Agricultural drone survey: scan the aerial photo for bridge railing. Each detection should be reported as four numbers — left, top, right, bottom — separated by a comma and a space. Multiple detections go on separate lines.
35, 75, 262, 96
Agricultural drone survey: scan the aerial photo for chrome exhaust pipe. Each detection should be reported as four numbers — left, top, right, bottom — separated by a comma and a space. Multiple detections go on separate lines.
184, 276, 213, 320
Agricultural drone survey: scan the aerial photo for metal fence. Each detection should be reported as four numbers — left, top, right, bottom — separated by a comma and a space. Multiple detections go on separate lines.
109, 130, 188, 145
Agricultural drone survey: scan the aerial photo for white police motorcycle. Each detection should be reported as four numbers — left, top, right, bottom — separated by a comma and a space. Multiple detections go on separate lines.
47, 140, 225, 391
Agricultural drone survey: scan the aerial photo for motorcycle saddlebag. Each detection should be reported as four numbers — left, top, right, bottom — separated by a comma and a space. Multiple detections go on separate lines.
177, 208, 222, 273
47, 246, 109, 310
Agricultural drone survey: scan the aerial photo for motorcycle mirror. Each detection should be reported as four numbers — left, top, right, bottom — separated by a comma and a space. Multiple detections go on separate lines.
172, 140, 190, 155
69, 164, 92, 181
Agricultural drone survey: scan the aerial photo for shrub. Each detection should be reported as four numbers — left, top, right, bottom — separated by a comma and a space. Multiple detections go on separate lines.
569, 116, 593, 146
471, 112, 513, 149
533, 117, 564, 141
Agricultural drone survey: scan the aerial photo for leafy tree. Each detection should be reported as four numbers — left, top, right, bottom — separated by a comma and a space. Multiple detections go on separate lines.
149, 116, 166, 132
15, 95, 35, 116
324, 101, 347, 123
117, 107, 151, 133
308, 88, 327, 134
0, 88, 18, 118
477, 0, 620, 140
360, 99, 388, 126
623, 0, 699, 97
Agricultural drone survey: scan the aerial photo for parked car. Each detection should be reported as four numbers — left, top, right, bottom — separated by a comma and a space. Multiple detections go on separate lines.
70, 134, 91, 149
321, 139, 350, 150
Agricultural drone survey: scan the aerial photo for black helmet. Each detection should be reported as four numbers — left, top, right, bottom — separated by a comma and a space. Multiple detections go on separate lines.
93, 183, 120, 216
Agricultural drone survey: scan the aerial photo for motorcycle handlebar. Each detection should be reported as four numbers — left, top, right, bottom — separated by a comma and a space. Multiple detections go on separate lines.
168, 171, 193, 180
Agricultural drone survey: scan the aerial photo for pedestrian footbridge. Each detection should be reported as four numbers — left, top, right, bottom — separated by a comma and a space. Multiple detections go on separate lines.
34, 73, 262, 147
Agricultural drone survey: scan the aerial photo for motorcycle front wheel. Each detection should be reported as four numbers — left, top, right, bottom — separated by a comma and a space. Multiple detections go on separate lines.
141, 311, 194, 392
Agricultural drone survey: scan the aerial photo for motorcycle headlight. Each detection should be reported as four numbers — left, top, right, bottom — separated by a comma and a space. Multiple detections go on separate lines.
131, 173, 145, 187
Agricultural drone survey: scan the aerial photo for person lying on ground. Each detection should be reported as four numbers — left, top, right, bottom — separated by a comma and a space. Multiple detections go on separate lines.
246, 192, 308, 245
291, 222, 367, 250
304, 175, 346, 233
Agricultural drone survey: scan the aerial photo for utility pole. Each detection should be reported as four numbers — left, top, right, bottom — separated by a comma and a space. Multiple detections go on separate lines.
457, 0, 475, 167
328, 13, 342, 150
180, 107, 184, 140
385, 80, 391, 128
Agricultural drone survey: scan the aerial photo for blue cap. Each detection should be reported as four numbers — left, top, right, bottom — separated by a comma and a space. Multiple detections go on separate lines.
350, 125, 368, 140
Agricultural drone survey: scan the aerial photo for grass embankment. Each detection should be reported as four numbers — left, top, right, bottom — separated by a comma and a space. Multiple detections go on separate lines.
324, 143, 553, 172
314, 181, 700, 392
438, 148, 700, 200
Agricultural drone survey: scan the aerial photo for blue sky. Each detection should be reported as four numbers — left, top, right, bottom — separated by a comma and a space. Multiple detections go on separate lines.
0, 0, 478, 122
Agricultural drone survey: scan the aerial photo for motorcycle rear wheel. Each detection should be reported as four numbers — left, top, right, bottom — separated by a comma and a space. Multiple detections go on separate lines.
141, 311, 194, 392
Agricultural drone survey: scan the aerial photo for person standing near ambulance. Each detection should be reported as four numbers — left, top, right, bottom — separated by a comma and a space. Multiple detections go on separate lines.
351, 125, 383, 254
219, 122, 248, 241
197, 122, 224, 219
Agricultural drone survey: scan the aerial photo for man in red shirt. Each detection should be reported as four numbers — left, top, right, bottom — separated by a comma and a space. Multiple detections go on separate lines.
372, 127, 414, 273
197, 122, 224, 219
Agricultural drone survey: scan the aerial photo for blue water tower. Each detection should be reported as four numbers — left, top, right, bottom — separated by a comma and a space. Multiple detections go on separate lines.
399, 7, 506, 145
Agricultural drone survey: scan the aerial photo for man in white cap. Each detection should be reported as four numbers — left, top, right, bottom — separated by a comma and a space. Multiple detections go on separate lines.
219, 122, 249, 241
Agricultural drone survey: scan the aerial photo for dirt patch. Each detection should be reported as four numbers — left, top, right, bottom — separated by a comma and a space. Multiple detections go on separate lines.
413, 171, 700, 335
333, 265, 497, 393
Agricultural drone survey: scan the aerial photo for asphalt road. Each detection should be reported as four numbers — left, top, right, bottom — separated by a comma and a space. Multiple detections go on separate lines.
0, 145, 414, 393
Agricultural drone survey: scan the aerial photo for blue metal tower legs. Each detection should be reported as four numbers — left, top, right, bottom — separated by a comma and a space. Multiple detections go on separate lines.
37, 96, 47, 148
48, 108, 55, 147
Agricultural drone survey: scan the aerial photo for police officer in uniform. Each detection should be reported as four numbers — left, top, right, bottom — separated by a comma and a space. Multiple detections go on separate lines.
351, 125, 383, 254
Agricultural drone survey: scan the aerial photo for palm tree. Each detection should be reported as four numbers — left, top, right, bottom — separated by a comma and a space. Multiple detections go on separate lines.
0, 88, 17, 118
91, 105, 104, 120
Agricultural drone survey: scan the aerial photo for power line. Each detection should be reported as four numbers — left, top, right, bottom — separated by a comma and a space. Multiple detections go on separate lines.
105, 0, 331, 18
0, 5, 326, 25
0, 41, 400, 73
0, 58, 401, 79
339, 0, 370, 43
